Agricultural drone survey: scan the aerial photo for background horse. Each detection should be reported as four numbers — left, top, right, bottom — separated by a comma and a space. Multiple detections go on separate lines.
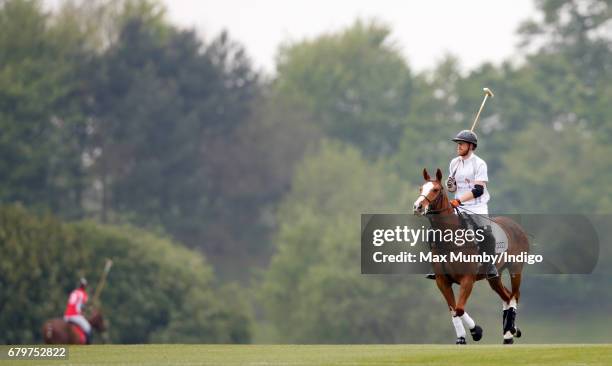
42, 309, 105, 344
413, 168, 529, 344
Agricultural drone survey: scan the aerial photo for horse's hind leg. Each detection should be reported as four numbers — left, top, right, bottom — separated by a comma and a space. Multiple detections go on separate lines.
500, 272, 522, 344
487, 274, 512, 303
505, 272, 522, 340
486, 270, 515, 343
509, 272, 522, 304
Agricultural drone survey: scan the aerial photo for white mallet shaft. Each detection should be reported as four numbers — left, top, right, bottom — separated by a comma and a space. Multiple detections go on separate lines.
92, 259, 113, 306
470, 88, 494, 132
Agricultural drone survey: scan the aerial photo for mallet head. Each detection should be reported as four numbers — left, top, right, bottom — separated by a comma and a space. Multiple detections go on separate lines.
470, 87, 495, 132
104, 259, 113, 273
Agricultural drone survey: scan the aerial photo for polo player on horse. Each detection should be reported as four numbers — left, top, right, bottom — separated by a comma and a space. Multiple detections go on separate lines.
426, 129, 498, 279
63, 277, 92, 344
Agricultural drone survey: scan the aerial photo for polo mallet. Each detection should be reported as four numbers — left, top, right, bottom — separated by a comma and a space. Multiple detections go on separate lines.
91, 258, 113, 306
450, 87, 495, 180
470, 87, 494, 132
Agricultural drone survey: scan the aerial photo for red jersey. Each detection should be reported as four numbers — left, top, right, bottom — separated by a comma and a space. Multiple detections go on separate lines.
64, 288, 88, 316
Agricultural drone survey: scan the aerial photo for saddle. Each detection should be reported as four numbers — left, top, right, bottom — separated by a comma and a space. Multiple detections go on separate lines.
457, 212, 508, 254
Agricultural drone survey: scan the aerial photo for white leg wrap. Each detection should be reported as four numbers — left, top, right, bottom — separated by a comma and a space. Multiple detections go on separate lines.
452, 316, 466, 338
509, 297, 518, 309
502, 301, 509, 311
461, 312, 476, 330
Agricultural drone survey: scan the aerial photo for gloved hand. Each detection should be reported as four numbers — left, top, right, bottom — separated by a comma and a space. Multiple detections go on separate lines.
450, 199, 462, 208
446, 176, 457, 192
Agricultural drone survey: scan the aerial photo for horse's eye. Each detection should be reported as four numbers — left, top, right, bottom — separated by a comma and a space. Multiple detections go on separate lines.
433, 189, 439, 192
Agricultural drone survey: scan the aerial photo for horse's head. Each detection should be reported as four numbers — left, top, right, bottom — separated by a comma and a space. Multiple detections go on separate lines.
88, 308, 106, 332
413, 168, 447, 216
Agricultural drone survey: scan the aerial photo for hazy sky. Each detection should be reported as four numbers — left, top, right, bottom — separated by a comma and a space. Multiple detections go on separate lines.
163, 0, 537, 74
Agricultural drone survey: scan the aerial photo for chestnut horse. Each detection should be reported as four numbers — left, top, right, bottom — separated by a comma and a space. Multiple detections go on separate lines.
413, 168, 529, 344
42, 309, 105, 344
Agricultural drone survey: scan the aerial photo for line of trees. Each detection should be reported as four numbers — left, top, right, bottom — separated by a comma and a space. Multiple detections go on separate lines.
0, 204, 251, 343
1, 0, 611, 343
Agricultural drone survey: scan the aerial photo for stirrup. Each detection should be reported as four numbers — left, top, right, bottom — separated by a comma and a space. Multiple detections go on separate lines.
478, 262, 499, 278
485, 263, 499, 279
425, 273, 436, 280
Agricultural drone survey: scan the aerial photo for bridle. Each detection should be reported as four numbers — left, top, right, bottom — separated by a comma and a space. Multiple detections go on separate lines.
418, 193, 433, 205
419, 183, 448, 215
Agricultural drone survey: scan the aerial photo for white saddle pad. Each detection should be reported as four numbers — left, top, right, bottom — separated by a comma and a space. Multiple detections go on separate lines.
490, 220, 509, 254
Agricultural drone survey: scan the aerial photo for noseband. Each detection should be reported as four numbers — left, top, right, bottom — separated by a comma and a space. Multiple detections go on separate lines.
419, 186, 445, 214
419, 194, 432, 204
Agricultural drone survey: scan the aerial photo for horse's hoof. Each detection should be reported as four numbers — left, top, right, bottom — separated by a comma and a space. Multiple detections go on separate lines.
470, 325, 483, 342
514, 328, 522, 338
456, 337, 466, 345
503, 338, 514, 345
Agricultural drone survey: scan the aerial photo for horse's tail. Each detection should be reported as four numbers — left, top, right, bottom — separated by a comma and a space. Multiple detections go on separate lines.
42, 320, 54, 344
45, 322, 53, 339
42, 319, 64, 344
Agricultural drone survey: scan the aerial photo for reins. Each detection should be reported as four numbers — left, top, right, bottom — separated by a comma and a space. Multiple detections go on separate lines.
451, 205, 500, 225
422, 184, 500, 225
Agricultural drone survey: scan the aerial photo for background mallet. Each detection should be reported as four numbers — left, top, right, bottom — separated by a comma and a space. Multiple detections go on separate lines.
91, 258, 113, 307
470, 87, 494, 132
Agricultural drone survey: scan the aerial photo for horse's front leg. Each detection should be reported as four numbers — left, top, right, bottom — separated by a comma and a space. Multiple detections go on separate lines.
455, 275, 483, 342
435, 275, 466, 344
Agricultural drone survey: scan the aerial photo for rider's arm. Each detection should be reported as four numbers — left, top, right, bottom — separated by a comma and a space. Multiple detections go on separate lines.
456, 181, 486, 203
458, 159, 488, 203
447, 159, 457, 192
77, 295, 84, 313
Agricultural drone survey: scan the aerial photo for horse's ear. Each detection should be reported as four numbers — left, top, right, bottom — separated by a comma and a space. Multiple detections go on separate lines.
423, 168, 430, 181
436, 168, 443, 182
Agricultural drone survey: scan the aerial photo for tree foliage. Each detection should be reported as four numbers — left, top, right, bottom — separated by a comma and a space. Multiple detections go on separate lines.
0, 0, 90, 217
1, 0, 612, 344
260, 141, 443, 342
275, 20, 413, 158
0, 204, 251, 344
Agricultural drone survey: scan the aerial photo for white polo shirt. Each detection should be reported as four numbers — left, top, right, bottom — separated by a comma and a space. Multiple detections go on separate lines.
449, 153, 489, 215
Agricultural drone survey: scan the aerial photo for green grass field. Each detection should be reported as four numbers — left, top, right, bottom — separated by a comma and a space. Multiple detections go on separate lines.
1, 344, 611, 366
